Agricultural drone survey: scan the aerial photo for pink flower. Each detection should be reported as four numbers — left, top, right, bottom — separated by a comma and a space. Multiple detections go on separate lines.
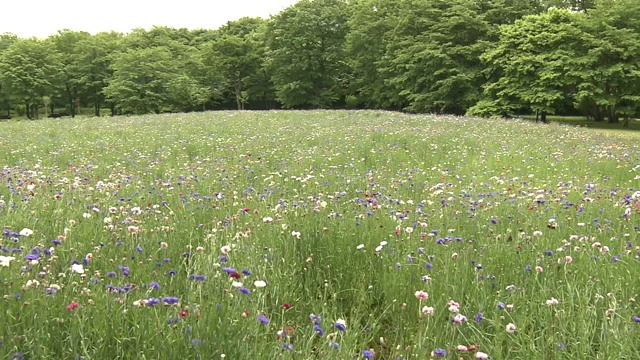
415, 290, 429, 301
452, 314, 467, 323
506, 323, 517, 333
422, 306, 434, 315
457, 345, 468, 352
475, 352, 489, 359
535, 266, 543, 273
565, 256, 573, 263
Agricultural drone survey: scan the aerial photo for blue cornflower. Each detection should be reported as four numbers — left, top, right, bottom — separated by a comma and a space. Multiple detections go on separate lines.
241, 269, 252, 276
497, 302, 505, 310
149, 281, 160, 290
257, 315, 270, 324
475, 313, 483, 323
162, 296, 179, 305
334, 322, 346, 332
329, 341, 340, 349
432, 348, 446, 357
633, 316, 640, 323
238, 287, 251, 295
362, 349, 375, 358
313, 323, 325, 336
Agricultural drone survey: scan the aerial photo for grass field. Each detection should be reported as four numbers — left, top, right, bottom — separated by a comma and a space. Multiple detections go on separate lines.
0, 110, 639, 359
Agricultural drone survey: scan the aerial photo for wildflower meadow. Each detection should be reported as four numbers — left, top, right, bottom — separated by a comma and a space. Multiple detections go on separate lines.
0, 110, 639, 359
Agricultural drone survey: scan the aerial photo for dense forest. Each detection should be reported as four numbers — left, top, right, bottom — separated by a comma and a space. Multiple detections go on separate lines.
0, 0, 638, 125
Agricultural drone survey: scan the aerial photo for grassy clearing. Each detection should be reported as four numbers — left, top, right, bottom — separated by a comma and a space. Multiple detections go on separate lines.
0, 110, 639, 359
520, 114, 640, 133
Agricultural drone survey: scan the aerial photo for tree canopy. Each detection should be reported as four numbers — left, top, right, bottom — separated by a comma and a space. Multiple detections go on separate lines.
0, 0, 637, 124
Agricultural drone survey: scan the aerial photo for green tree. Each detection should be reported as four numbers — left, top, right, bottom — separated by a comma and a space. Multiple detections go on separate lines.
346, 0, 404, 109
266, 0, 351, 108
0, 33, 18, 116
103, 47, 178, 114
47, 30, 92, 117
74, 31, 124, 116
472, 9, 589, 121
0, 38, 60, 119
202, 18, 267, 110
380, 0, 490, 114
574, 0, 640, 125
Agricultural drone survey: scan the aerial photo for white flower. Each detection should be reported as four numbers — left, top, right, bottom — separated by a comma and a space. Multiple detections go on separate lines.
231, 281, 243, 288
254, 280, 267, 288
221, 245, 231, 254
546, 298, 559, 305
291, 231, 301, 239
19, 228, 33, 236
506, 323, 517, 333
375, 245, 383, 252
356, 244, 365, 250
262, 217, 273, 223
71, 264, 85, 274
0, 256, 16, 267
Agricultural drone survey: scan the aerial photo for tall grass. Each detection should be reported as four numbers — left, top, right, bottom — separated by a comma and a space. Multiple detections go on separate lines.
0, 110, 639, 359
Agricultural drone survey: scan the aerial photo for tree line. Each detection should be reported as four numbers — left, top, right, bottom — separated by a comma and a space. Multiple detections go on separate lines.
0, 0, 638, 126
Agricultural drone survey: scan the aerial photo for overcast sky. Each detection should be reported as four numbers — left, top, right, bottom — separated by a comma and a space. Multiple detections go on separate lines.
1, 0, 300, 38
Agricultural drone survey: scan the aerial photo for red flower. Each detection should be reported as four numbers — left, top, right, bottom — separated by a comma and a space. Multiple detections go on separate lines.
66, 301, 79, 311
229, 272, 241, 279
282, 303, 292, 310
179, 311, 188, 318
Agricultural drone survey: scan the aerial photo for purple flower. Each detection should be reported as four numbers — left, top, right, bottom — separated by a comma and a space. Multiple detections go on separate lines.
432, 348, 446, 357
475, 312, 483, 323
329, 341, 340, 349
106, 272, 117, 278
497, 302, 505, 310
362, 349, 375, 358
145, 298, 160, 306
633, 316, 640, 323
313, 323, 325, 336
238, 287, 251, 295
241, 269, 252, 276
334, 322, 346, 332
162, 296, 179, 305
257, 314, 270, 324
149, 281, 160, 290
222, 267, 236, 274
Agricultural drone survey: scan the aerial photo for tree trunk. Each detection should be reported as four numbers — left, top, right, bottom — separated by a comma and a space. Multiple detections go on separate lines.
235, 82, 242, 110
541, 111, 548, 123
94, 101, 100, 117
535, 109, 539, 123
50, 102, 54, 116
608, 106, 619, 123
25, 102, 31, 120
623, 114, 630, 128
110, 103, 116, 117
